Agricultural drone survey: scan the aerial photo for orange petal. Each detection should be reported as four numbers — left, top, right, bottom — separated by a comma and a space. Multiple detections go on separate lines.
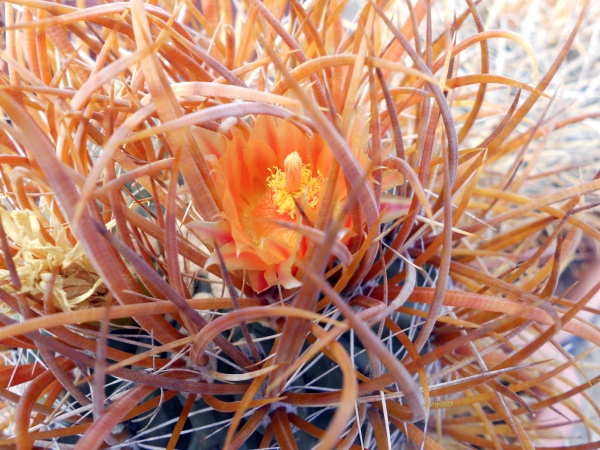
263, 257, 301, 291
380, 194, 411, 223
205, 243, 269, 272
382, 168, 405, 190
187, 220, 232, 246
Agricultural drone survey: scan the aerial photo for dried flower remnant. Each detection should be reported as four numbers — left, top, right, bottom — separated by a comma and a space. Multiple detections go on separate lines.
0, 207, 107, 313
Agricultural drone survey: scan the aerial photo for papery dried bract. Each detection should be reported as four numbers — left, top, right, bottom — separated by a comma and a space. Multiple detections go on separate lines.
0, 207, 107, 312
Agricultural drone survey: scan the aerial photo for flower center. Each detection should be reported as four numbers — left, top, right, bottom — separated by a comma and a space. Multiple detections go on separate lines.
266, 151, 323, 219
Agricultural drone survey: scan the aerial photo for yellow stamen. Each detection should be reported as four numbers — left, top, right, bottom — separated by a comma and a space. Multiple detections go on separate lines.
266, 153, 323, 218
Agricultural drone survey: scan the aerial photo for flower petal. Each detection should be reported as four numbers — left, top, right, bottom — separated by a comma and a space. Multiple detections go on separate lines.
380, 194, 411, 223
187, 220, 233, 246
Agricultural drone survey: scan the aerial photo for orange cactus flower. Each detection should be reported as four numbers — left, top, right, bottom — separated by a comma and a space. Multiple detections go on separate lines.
189, 116, 406, 293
